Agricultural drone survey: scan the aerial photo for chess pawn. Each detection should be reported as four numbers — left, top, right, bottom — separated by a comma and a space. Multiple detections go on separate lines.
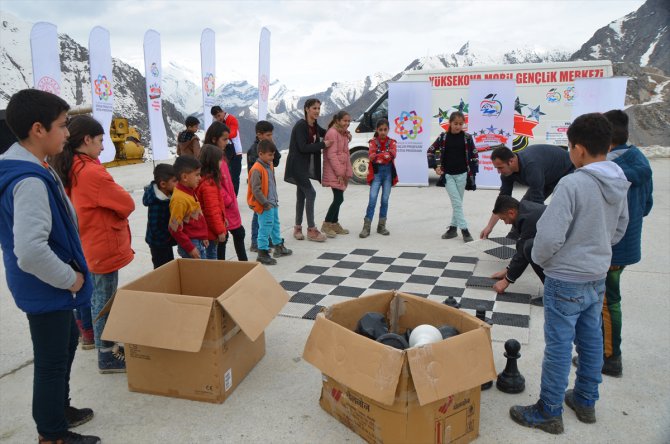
475, 305, 493, 325
496, 339, 525, 394
443, 295, 460, 309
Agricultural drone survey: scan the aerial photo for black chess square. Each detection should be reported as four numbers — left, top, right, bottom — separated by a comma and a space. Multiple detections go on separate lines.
351, 249, 378, 256
318, 252, 347, 260
303, 305, 325, 320
399, 252, 426, 260
466, 276, 498, 288
351, 269, 383, 280
297, 265, 329, 275
407, 274, 439, 285
450, 256, 479, 264
281, 281, 309, 292
489, 236, 516, 246
432, 286, 465, 297
370, 280, 404, 290
496, 292, 532, 304
459, 298, 494, 311
491, 312, 530, 328
368, 256, 395, 265
387, 265, 416, 274
442, 269, 473, 279
419, 259, 449, 269
289, 292, 325, 305
331, 285, 366, 297
313, 275, 347, 286
333, 260, 364, 269
484, 246, 516, 260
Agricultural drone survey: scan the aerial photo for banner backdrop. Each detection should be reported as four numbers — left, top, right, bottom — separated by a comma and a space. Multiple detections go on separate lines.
258, 27, 271, 121
200, 28, 216, 130
88, 26, 116, 164
143, 30, 169, 161
388, 81, 432, 186
467, 79, 516, 189
30, 22, 62, 95
571, 77, 628, 119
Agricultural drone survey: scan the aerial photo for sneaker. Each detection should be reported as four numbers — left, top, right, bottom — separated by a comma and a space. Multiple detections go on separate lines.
65, 404, 94, 428
249, 244, 258, 253
98, 347, 126, 374
321, 222, 337, 238
572, 355, 622, 377
80, 328, 94, 350
272, 243, 293, 258
509, 400, 564, 435
307, 227, 326, 242
39, 431, 101, 444
461, 229, 474, 243
564, 389, 596, 424
441, 226, 457, 239
293, 225, 305, 241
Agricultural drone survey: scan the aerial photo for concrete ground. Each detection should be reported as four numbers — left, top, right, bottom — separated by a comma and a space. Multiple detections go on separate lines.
1, 158, 668, 444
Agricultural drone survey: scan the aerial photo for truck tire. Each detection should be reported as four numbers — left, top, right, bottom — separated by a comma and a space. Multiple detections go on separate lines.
350, 149, 369, 184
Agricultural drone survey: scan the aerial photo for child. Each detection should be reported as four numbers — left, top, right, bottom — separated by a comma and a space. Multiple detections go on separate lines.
0, 89, 100, 443
510, 113, 630, 434
169, 155, 209, 259
52, 114, 135, 375
195, 144, 227, 260
210, 106, 242, 195
143, 163, 178, 268
247, 120, 281, 252
430, 111, 478, 242
595, 109, 653, 377
176, 115, 201, 157
360, 118, 398, 238
248, 140, 292, 265
321, 110, 353, 237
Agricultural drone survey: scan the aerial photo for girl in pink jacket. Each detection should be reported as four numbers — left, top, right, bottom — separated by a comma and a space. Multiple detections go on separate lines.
321, 110, 353, 237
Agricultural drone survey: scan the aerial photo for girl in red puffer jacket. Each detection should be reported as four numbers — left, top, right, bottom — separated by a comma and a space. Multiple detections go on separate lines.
195, 144, 227, 259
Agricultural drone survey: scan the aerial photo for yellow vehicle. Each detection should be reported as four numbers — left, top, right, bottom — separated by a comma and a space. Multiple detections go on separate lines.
105, 118, 144, 167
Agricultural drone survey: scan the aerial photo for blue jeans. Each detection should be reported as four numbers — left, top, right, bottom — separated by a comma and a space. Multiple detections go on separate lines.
365, 164, 392, 220
177, 239, 208, 259
90, 271, 118, 350
203, 240, 218, 260
540, 276, 605, 415
258, 207, 282, 250
251, 212, 259, 247
445, 172, 467, 229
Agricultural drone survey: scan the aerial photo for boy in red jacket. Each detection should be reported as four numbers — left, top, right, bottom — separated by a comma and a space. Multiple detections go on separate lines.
169, 156, 209, 259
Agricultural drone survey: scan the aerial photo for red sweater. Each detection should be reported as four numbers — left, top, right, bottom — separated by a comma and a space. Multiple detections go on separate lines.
169, 183, 209, 252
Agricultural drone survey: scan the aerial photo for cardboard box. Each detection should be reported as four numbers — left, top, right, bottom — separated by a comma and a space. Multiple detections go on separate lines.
303, 291, 497, 444
101, 259, 289, 403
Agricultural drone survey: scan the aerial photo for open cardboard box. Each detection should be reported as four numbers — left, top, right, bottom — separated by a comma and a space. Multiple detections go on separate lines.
303, 291, 497, 444
101, 259, 289, 403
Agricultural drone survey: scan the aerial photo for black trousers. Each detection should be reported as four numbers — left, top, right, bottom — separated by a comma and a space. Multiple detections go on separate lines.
150, 245, 174, 269
325, 189, 344, 223
522, 238, 545, 283
217, 226, 248, 261
230, 154, 242, 196
27, 310, 79, 439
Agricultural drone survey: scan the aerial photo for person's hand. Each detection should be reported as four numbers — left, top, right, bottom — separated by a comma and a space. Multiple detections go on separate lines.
69, 272, 84, 293
202, 240, 209, 248
189, 248, 201, 259
480, 225, 493, 239
493, 279, 509, 294
324, 140, 334, 148
337, 176, 345, 186
491, 270, 507, 280
435, 167, 443, 175
217, 233, 227, 242
346, 131, 352, 142
263, 202, 272, 210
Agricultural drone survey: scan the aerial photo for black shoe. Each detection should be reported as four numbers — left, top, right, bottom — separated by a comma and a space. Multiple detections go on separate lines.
441, 226, 457, 239
462, 229, 474, 243
256, 249, 277, 265
39, 431, 101, 444
564, 389, 596, 424
65, 404, 94, 428
509, 401, 564, 435
272, 242, 293, 258
602, 355, 623, 377
249, 244, 258, 253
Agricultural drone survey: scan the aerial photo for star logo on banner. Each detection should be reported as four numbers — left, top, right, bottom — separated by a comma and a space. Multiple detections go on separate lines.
452, 99, 469, 114
498, 129, 505, 135
514, 97, 527, 114
487, 125, 497, 134
479, 129, 486, 135
527, 105, 546, 121
433, 108, 449, 121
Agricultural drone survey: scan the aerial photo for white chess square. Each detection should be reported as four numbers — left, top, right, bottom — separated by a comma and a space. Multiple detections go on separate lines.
493, 300, 530, 316
280, 302, 314, 318
445, 262, 477, 272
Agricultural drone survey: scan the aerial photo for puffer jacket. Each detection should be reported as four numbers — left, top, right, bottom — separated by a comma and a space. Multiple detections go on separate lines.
322, 127, 353, 190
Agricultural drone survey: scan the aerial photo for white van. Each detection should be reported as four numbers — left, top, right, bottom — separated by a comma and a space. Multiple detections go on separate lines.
348, 60, 613, 183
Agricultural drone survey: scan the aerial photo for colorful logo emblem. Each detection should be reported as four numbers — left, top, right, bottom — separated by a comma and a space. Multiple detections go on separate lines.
37, 76, 60, 95
149, 83, 161, 100
150, 62, 159, 78
480, 94, 502, 117
394, 111, 423, 141
546, 88, 561, 103
563, 86, 575, 102
259, 74, 269, 102
203, 72, 215, 97
93, 74, 112, 101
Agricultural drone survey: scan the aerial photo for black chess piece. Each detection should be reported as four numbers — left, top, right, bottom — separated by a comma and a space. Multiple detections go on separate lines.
475, 305, 493, 325
356, 312, 388, 340
443, 295, 460, 309
481, 381, 493, 390
376, 333, 409, 350
437, 324, 459, 339
496, 339, 525, 394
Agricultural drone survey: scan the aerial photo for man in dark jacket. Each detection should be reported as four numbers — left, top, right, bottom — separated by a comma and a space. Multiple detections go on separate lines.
489, 195, 546, 294
481, 144, 573, 239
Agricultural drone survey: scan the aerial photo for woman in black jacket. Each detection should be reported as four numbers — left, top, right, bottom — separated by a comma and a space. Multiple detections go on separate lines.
284, 98, 333, 242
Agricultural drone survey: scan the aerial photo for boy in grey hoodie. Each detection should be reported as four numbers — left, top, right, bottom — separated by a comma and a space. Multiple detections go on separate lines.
510, 113, 630, 434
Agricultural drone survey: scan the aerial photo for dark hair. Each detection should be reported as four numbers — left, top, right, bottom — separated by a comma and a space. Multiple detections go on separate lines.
603, 109, 629, 146
257, 139, 277, 154
303, 98, 321, 119
255, 120, 274, 134
567, 113, 612, 157
449, 111, 465, 123
328, 110, 350, 129
198, 144, 223, 186
373, 118, 389, 138
210, 106, 223, 116
51, 115, 105, 188
173, 155, 201, 180
185, 116, 200, 127
153, 163, 176, 183
204, 121, 230, 146
490, 145, 515, 162
5, 89, 70, 140
492, 195, 520, 214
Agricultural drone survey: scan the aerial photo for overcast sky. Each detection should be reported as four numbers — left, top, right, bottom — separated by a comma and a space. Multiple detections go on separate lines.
2, 0, 645, 95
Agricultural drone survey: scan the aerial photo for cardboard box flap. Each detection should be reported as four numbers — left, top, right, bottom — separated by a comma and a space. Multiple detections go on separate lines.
406, 327, 497, 405
303, 314, 404, 406
101, 289, 214, 353
216, 264, 289, 341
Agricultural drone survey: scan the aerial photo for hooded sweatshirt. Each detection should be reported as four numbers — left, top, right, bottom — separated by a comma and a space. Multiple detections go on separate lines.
531, 161, 630, 282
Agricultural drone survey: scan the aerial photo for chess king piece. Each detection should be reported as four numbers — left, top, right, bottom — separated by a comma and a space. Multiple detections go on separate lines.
443, 295, 460, 308
496, 339, 525, 393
